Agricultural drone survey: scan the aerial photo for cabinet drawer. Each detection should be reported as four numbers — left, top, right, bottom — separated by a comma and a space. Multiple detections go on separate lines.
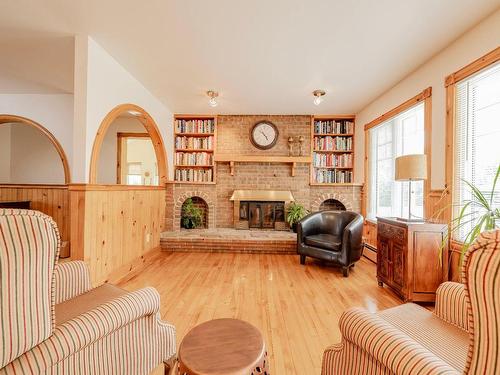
378, 222, 406, 242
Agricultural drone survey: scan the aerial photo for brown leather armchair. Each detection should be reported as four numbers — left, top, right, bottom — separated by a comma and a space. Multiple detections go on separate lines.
297, 210, 364, 276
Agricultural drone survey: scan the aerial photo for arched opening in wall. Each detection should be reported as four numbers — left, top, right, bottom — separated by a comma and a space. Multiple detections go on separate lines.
181, 196, 208, 229
319, 199, 346, 211
0, 114, 71, 184
89, 104, 168, 185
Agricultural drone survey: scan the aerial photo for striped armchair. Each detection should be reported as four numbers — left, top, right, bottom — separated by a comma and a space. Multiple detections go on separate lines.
322, 230, 500, 375
0, 209, 176, 374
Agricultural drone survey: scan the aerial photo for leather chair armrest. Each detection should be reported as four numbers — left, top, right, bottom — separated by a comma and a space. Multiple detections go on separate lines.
434, 282, 469, 332
54, 260, 92, 304
297, 212, 322, 242
340, 214, 364, 263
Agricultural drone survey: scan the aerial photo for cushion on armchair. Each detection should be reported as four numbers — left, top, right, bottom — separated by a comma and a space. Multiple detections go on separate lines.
304, 234, 342, 251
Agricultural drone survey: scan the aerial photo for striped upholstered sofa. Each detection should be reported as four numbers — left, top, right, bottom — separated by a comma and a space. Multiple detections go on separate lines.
0, 209, 176, 374
322, 230, 500, 375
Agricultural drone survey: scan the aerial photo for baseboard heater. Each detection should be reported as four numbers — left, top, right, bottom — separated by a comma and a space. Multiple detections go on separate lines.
363, 243, 377, 263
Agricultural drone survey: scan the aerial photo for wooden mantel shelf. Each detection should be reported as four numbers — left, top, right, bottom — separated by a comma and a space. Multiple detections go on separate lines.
214, 155, 311, 177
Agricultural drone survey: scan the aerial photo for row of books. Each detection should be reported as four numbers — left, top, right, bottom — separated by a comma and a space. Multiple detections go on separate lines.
175, 136, 214, 150
175, 168, 213, 182
314, 170, 353, 184
313, 136, 352, 151
314, 120, 354, 135
175, 152, 213, 166
175, 119, 215, 134
313, 153, 353, 168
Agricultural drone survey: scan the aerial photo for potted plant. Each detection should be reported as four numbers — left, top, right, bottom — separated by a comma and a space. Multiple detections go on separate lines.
286, 202, 309, 233
438, 164, 500, 263
181, 198, 203, 229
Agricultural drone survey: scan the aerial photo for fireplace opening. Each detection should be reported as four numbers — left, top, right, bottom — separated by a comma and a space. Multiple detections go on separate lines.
240, 201, 285, 229
319, 199, 346, 211
181, 196, 208, 229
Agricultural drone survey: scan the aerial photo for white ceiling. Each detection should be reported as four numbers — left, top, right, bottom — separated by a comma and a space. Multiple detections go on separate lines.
1, 0, 499, 113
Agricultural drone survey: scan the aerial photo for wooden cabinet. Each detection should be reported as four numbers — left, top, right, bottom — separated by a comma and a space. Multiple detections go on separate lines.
376, 217, 448, 302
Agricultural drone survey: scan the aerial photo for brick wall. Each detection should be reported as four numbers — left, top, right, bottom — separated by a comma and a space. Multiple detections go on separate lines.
167, 115, 362, 231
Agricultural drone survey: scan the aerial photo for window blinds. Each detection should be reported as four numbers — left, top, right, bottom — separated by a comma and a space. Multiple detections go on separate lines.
453, 62, 500, 240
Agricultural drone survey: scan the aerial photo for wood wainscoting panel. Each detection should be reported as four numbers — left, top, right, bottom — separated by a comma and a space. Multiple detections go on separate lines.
0, 184, 70, 257
70, 185, 166, 286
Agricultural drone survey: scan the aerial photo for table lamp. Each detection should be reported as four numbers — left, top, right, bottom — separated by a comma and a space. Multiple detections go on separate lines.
395, 154, 427, 222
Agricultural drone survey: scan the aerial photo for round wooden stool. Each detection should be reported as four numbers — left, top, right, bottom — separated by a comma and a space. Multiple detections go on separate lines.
178, 318, 269, 375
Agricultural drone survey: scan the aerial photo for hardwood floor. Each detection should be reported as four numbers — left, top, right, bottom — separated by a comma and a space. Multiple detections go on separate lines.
119, 252, 402, 374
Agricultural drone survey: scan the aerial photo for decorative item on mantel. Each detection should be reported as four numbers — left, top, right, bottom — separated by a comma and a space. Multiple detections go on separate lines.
288, 136, 294, 156
298, 135, 305, 156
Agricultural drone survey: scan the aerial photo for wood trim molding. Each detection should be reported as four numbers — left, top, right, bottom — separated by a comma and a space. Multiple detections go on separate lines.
363, 87, 432, 218
0, 114, 71, 184
89, 104, 168, 184
0, 183, 68, 189
445, 46, 500, 87
68, 183, 165, 192
364, 87, 432, 131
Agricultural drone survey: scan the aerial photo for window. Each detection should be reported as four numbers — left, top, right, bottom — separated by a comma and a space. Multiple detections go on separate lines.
368, 103, 425, 219
126, 162, 143, 185
453, 61, 500, 241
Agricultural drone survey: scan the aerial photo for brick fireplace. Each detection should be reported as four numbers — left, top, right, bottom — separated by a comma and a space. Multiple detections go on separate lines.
165, 115, 363, 232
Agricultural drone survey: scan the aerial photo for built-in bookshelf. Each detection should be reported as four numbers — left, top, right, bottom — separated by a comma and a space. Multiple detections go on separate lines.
174, 115, 217, 184
310, 115, 355, 185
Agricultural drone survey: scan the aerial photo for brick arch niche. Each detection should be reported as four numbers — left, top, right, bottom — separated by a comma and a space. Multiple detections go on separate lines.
311, 192, 352, 212
175, 191, 215, 230
319, 198, 346, 211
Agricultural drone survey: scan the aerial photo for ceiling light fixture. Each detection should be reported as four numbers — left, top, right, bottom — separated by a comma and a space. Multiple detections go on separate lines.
313, 89, 326, 106
207, 90, 219, 107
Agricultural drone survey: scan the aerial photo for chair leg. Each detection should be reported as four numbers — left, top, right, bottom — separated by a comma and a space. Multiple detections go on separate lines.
342, 266, 349, 277
300, 254, 306, 265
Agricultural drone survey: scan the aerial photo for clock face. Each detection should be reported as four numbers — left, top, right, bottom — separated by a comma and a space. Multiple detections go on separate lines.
250, 121, 279, 150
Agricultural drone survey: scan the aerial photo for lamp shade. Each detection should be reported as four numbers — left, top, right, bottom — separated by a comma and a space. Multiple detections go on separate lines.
395, 154, 427, 181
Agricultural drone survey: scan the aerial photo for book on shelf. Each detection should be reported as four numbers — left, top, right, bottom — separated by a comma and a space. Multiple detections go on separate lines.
175, 135, 214, 150
314, 169, 352, 184
314, 119, 354, 134
313, 135, 352, 151
175, 118, 215, 134
175, 168, 213, 183
313, 153, 352, 168
175, 152, 213, 166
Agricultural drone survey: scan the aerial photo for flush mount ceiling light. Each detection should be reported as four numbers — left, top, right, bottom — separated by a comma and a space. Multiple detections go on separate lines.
207, 90, 219, 107
313, 89, 326, 105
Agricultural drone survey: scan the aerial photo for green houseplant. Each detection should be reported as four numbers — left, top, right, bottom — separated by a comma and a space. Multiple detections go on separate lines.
181, 198, 203, 229
438, 164, 500, 262
286, 202, 309, 233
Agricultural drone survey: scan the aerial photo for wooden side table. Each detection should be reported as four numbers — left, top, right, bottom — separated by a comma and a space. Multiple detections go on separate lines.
178, 318, 269, 375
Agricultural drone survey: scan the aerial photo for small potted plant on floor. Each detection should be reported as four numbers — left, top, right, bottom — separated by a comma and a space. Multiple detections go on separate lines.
286, 202, 309, 233
181, 198, 203, 229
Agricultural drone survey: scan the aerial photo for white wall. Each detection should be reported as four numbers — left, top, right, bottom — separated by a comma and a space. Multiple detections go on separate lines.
9, 123, 65, 184
354, 9, 500, 189
79, 37, 174, 182
0, 125, 11, 182
97, 117, 147, 184
0, 93, 74, 180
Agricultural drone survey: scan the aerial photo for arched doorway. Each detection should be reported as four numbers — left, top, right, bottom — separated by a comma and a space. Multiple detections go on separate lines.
0, 114, 71, 184
89, 104, 168, 184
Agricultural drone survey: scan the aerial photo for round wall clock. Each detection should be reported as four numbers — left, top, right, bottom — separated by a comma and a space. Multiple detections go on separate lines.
250, 121, 279, 150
